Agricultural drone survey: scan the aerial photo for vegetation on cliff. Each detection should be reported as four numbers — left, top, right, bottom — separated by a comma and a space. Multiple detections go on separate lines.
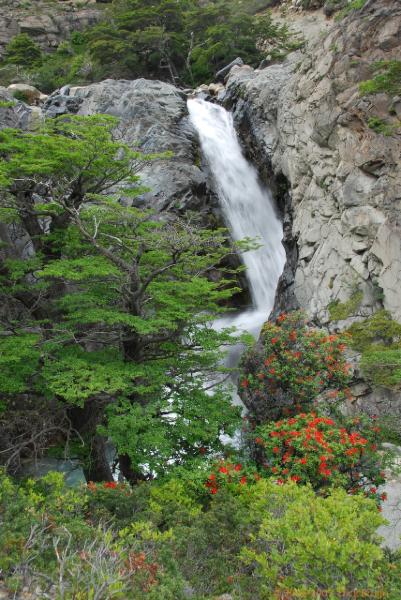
0, 0, 296, 92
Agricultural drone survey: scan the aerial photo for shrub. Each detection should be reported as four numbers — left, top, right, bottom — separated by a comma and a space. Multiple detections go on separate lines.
336, 0, 367, 20
253, 412, 387, 500
204, 460, 261, 495
239, 311, 351, 421
360, 60, 401, 96
367, 116, 398, 136
348, 310, 401, 389
328, 289, 363, 320
4, 33, 42, 68
240, 481, 388, 599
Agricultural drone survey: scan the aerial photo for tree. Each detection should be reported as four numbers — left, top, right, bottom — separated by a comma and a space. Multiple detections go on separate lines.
85, 0, 293, 85
0, 115, 243, 482
4, 33, 42, 68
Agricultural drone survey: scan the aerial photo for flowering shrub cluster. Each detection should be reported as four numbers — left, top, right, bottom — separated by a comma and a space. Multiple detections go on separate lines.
239, 311, 352, 420
205, 460, 261, 495
87, 480, 124, 491
255, 412, 387, 504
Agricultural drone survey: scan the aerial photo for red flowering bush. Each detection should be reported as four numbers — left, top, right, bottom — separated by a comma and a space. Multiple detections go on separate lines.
254, 412, 387, 503
204, 460, 261, 495
239, 311, 352, 421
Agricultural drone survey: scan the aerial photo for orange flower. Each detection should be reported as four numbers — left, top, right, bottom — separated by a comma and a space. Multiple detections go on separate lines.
104, 481, 117, 489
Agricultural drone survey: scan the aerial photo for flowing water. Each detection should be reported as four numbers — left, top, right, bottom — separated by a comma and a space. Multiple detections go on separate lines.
189, 99, 401, 551
187, 98, 286, 339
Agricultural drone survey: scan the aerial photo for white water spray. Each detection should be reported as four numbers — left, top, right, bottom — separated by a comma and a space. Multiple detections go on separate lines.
188, 98, 285, 338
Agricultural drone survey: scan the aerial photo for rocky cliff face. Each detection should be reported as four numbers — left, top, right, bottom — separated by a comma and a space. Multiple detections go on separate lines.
0, 0, 103, 57
222, 0, 401, 416
224, 0, 401, 328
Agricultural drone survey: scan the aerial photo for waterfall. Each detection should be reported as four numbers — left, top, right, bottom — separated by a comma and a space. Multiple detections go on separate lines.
187, 98, 286, 338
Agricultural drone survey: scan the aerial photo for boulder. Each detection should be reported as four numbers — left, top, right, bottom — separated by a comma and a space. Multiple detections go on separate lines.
69, 79, 215, 213
215, 57, 244, 82
43, 93, 83, 117
7, 83, 41, 105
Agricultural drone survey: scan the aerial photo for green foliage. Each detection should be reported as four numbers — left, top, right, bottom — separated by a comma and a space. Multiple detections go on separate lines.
328, 289, 363, 320
0, 461, 399, 597
11, 90, 30, 103
31, 39, 93, 94
0, 100, 15, 108
335, 0, 367, 20
4, 0, 297, 91
0, 114, 143, 192
0, 116, 243, 478
0, 471, 185, 598
348, 310, 401, 389
240, 482, 387, 599
368, 116, 398, 136
361, 348, 401, 389
4, 33, 42, 68
0, 333, 41, 393
360, 60, 401, 96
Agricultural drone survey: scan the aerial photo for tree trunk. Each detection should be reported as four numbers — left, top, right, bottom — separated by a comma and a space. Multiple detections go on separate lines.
83, 434, 114, 483
118, 453, 148, 485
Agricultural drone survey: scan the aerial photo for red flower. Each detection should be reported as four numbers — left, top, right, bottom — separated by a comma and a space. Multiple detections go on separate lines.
291, 475, 300, 482
271, 337, 279, 344
219, 466, 229, 474
255, 437, 264, 445
299, 457, 307, 465
234, 463, 242, 471
104, 481, 117, 489
271, 466, 278, 474
277, 313, 287, 322
241, 379, 249, 388
381, 492, 387, 501
289, 330, 297, 342
240, 476, 247, 485
273, 446, 280, 454
211, 488, 218, 494
277, 478, 284, 485
370, 487, 377, 494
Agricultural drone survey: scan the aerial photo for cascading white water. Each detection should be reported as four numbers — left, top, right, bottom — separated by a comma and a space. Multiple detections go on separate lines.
188, 98, 286, 338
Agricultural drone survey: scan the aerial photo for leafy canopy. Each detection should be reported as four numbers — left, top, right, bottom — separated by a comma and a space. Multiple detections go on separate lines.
0, 114, 244, 478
